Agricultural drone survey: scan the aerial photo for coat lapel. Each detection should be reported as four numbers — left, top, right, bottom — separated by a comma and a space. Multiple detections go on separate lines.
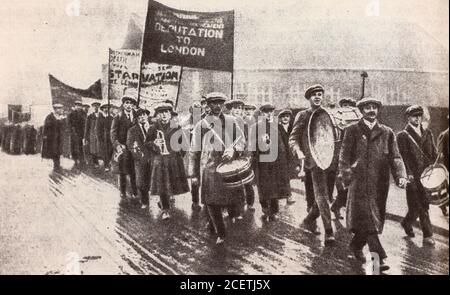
406, 124, 422, 148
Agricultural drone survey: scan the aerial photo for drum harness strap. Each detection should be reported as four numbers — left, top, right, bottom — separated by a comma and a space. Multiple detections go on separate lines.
406, 132, 442, 182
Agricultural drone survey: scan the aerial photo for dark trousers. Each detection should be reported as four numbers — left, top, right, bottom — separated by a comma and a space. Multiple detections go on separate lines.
304, 167, 333, 233
260, 199, 279, 216
191, 180, 200, 204
332, 186, 348, 210
305, 168, 336, 211
351, 232, 387, 260
403, 183, 433, 238
207, 205, 226, 238
245, 184, 255, 206
138, 188, 149, 206
91, 155, 99, 165
119, 171, 137, 196
159, 193, 170, 210
53, 156, 61, 169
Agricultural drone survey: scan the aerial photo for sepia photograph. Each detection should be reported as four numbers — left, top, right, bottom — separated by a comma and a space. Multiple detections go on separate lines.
0, 0, 448, 277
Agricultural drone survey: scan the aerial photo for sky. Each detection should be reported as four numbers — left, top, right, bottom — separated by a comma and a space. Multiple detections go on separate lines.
0, 0, 448, 106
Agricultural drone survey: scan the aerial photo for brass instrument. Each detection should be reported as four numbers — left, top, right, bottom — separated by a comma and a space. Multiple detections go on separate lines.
157, 130, 170, 155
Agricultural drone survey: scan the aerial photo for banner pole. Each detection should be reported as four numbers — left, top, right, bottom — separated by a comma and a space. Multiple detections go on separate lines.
175, 66, 184, 111
107, 48, 111, 117
230, 10, 235, 100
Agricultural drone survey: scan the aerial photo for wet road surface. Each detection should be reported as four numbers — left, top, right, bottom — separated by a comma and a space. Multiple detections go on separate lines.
0, 153, 448, 275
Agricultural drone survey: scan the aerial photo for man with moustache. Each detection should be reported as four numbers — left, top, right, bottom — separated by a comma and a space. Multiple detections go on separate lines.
189, 92, 245, 244
289, 84, 336, 245
397, 105, 437, 245
339, 97, 407, 270
111, 89, 138, 199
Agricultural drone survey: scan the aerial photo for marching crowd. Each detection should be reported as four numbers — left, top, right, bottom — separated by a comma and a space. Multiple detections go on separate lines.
37, 85, 449, 272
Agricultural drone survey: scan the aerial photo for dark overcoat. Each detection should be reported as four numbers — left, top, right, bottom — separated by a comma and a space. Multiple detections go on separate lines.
96, 113, 113, 162
146, 121, 189, 196
68, 109, 86, 160
249, 119, 291, 201
41, 113, 63, 159
397, 124, 437, 210
126, 123, 152, 191
110, 110, 136, 175
339, 119, 406, 234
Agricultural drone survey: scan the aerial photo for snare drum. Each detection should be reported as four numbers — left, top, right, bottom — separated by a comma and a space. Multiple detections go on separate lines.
216, 157, 255, 189
420, 164, 449, 206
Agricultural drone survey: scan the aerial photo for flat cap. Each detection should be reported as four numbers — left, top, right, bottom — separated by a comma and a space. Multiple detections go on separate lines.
278, 109, 293, 117
356, 97, 382, 109
205, 92, 228, 103
121, 88, 138, 104
305, 84, 325, 99
338, 97, 357, 108
260, 104, 276, 112
91, 101, 101, 107
224, 99, 245, 109
52, 103, 64, 109
244, 104, 256, 110
154, 103, 173, 114
405, 105, 424, 116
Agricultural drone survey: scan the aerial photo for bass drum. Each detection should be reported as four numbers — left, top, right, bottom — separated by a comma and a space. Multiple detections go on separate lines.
308, 107, 361, 170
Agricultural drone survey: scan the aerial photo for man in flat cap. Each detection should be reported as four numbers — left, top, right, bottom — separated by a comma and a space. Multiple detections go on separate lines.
96, 103, 115, 172
84, 101, 101, 166
338, 97, 357, 108
42, 103, 65, 171
278, 109, 296, 204
189, 92, 246, 244
111, 89, 138, 199
289, 84, 337, 245
126, 108, 153, 210
68, 101, 86, 167
250, 104, 291, 221
225, 99, 255, 215
397, 105, 437, 245
339, 97, 407, 270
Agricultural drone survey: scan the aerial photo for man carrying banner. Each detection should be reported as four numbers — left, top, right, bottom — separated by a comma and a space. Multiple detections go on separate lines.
188, 92, 246, 244
84, 102, 101, 166
68, 101, 86, 167
42, 104, 65, 171
111, 89, 138, 200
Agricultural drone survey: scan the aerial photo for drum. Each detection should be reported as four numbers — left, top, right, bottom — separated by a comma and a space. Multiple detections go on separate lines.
308, 107, 361, 170
216, 157, 255, 189
420, 164, 449, 206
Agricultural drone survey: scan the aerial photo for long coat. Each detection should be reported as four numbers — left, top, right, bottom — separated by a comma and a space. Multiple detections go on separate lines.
249, 119, 291, 201
84, 112, 100, 156
339, 119, 406, 234
110, 110, 136, 175
146, 121, 189, 196
41, 113, 63, 159
68, 109, 86, 160
96, 113, 113, 162
188, 113, 246, 206
397, 124, 437, 210
126, 123, 152, 191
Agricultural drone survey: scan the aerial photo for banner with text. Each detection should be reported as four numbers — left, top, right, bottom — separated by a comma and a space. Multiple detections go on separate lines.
142, 0, 235, 72
108, 49, 181, 109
